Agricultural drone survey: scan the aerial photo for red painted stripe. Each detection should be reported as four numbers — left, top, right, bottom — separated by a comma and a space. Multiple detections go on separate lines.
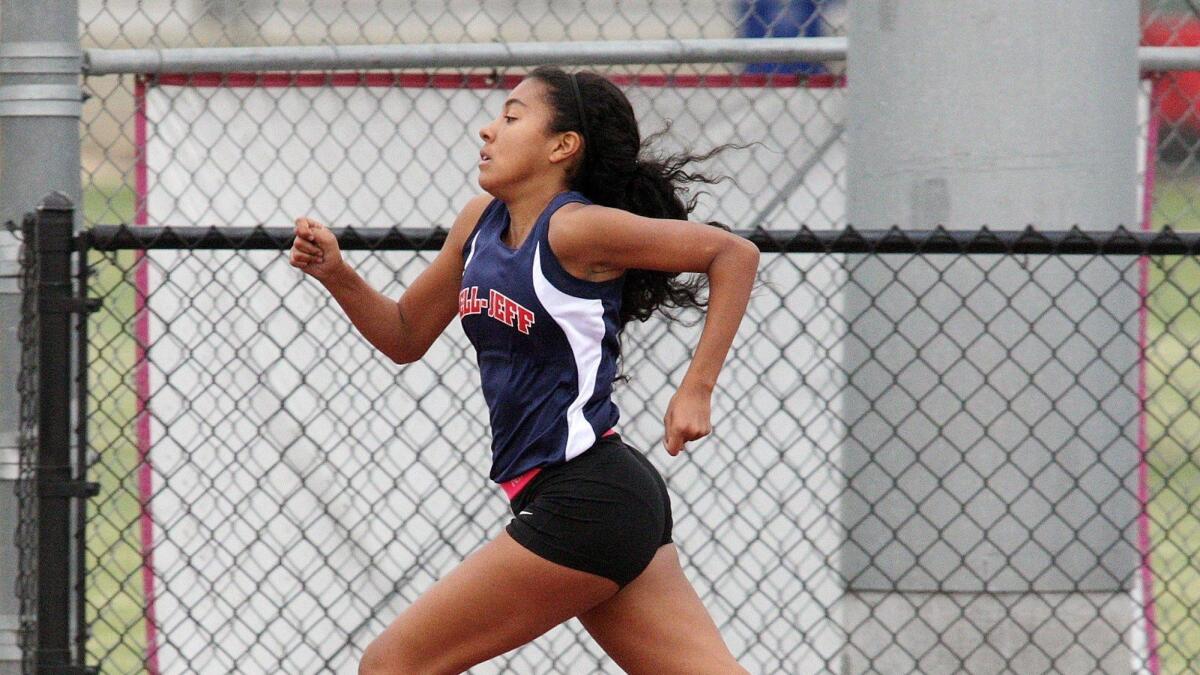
144, 71, 1163, 89
134, 75, 162, 675
148, 71, 843, 89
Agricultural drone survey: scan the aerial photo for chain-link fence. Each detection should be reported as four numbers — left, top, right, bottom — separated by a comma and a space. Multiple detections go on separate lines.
6, 2, 1183, 674
0, 218, 1166, 673
81, 5, 1200, 231
71, 6, 850, 672
15, 197, 100, 674
80, 1, 847, 228
130, 71, 844, 235
15, 214, 39, 675
1144, 2, 1200, 231
1134, 3, 1200, 648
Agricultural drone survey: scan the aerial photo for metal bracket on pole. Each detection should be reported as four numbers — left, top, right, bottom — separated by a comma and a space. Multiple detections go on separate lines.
36, 665, 99, 675
37, 481, 100, 499
0, 439, 17, 481
0, 84, 82, 117
0, 42, 82, 118
36, 296, 99, 315
0, 41, 81, 74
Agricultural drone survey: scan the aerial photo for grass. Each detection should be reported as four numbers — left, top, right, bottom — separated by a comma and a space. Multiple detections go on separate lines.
75, 179, 1200, 673
82, 183, 148, 675
1145, 179, 1200, 675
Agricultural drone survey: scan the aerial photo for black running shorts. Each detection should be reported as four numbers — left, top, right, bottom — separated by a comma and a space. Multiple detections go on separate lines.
505, 433, 673, 587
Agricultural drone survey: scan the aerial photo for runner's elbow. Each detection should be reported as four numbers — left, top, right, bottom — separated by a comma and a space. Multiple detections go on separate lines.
388, 340, 428, 365
734, 234, 759, 268
389, 348, 422, 365
714, 234, 759, 276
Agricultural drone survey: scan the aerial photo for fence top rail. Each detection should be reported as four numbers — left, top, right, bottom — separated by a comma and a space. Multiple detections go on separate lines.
82, 224, 1200, 255
82, 40, 1200, 75
83, 37, 848, 75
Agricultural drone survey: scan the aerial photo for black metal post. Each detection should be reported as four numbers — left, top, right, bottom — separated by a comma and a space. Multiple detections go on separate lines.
72, 230, 95, 670
33, 193, 78, 672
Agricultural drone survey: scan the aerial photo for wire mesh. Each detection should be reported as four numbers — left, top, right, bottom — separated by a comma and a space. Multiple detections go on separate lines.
71, 225, 1200, 674
79, 1, 848, 227
1143, 2, 1200, 233
15, 215, 39, 675
75, 7, 847, 671
57, 3, 1200, 673
133, 71, 843, 234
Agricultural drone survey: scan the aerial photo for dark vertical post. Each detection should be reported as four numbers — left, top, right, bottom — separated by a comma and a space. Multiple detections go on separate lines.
34, 193, 75, 670
72, 233, 91, 671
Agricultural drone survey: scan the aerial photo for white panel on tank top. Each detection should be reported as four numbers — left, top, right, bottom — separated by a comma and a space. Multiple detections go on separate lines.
531, 242, 604, 461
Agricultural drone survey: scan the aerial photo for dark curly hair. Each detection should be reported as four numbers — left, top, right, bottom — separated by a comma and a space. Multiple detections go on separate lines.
527, 66, 735, 327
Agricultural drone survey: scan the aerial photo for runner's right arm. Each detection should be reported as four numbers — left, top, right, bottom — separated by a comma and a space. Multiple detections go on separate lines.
289, 194, 492, 364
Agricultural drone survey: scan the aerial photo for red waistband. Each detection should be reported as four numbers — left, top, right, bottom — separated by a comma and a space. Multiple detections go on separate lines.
500, 429, 616, 501
500, 467, 542, 500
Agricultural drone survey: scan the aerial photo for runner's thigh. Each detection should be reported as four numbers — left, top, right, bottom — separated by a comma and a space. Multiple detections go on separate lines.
578, 543, 748, 675
359, 530, 618, 675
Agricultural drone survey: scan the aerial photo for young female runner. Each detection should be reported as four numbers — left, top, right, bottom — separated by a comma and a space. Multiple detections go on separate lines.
289, 66, 758, 674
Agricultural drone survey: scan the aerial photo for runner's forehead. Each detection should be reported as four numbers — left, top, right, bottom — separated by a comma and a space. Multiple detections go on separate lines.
505, 78, 548, 109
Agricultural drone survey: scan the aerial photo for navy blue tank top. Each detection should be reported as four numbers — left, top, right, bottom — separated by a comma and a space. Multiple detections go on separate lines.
458, 191, 624, 483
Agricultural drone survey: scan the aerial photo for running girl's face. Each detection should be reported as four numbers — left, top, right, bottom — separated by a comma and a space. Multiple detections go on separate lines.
477, 77, 579, 196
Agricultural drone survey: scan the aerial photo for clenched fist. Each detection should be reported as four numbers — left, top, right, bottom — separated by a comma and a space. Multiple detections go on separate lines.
289, 217, 346, 283
663, 383, 713, 456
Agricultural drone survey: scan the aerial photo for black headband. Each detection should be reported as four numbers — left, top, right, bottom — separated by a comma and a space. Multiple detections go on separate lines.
569, 73, 590, 153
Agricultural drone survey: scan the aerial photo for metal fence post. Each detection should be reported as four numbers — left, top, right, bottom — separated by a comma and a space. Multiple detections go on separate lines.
30, 194, 91, 674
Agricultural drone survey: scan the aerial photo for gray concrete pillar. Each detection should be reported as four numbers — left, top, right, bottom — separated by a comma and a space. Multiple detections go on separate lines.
0, 0, 82, 671
841, 3, 1142, 673
0, 281, 20, 674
